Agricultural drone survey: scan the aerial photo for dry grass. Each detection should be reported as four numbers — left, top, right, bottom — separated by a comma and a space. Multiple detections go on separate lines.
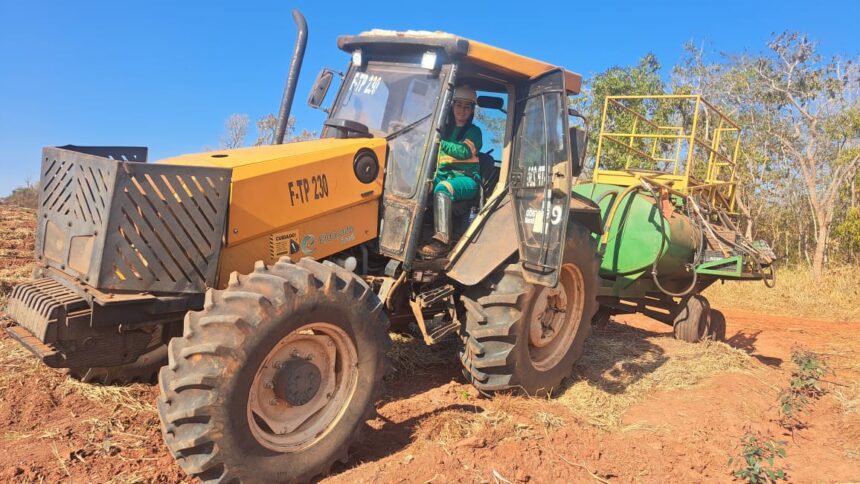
58, 379, 156, 414
556, 322, 754, 429
705, 265, 860, 323
0, 334, 49, 398
835, 383, 860, 415
412, 394, 565, 448
386, 332, 458, 377
0, 206, 36, 293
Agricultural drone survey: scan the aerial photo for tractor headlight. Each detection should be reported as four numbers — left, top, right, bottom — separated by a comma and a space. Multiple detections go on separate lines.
421, 51, 437, 70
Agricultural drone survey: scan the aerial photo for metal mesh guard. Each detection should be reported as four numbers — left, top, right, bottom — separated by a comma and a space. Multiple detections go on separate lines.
36, 147, 231, 294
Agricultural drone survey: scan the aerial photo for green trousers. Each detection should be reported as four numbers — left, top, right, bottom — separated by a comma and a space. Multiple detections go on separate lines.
433, 174, 478, 201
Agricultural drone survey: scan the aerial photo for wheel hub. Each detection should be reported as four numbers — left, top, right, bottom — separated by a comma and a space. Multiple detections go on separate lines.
273, 358, 322, 406
248, 329, 354, 447
527, 264, 586, 371
530, 287, 567, 348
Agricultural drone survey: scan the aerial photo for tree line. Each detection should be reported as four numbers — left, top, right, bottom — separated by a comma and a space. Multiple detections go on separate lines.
216, 113, 317, 149
573, 32, 859, 278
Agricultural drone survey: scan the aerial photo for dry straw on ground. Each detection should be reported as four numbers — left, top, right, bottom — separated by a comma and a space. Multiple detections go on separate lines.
555, 321, 753, 429
705, 266, 860, 322
412, 394, 566, 449
387, 332, 458, 376
836, 384, 860, 415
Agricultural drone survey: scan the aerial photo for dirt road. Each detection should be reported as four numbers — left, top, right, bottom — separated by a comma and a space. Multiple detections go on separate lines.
1, 205, 858, 482
1, 308, 857, 483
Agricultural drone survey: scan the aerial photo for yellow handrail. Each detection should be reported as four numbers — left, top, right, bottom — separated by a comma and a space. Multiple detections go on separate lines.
592, 95, 741, 212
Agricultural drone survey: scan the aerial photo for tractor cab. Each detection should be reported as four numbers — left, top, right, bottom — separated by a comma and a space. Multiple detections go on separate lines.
309, 30, 587, 287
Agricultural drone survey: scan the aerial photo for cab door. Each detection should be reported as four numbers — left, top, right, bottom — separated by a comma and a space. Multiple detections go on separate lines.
508, 69, 572, 287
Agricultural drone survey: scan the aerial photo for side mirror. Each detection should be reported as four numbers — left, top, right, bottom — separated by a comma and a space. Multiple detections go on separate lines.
308, 69, 335, 110
570, 126, 588, 177
477, 95, 505, 112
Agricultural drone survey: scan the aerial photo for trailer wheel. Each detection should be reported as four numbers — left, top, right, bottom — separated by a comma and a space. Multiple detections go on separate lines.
708, 308, 727, 341
157, 258, 389, 483
460, 223, 599, 396
673, 295, 711, 343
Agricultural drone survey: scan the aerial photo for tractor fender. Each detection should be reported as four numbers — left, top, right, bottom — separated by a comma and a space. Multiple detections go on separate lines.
446, 194, 518, 286
569, 191, 603, 235
447, 191, 602, 287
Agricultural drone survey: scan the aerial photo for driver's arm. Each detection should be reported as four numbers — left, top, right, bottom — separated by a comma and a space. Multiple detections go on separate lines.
440, 126, 483, 162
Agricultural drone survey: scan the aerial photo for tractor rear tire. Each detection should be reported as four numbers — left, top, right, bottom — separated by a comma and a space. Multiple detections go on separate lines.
157, 258, 390, 483
673, 294, 711, 343
460, 222, 599, 396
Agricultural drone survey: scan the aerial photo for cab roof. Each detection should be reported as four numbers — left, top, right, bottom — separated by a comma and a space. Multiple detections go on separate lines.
337, 30, 582, 94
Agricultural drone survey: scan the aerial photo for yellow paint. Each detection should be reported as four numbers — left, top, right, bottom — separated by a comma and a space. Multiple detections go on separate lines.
216, 201, 379, 288
592, 95, 741, 213
465, 40, 582, 94
157, 138, 388, 245
156, 138, 388, 288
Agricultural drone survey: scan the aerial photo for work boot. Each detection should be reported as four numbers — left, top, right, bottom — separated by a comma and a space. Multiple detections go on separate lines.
418, 192, 453, 259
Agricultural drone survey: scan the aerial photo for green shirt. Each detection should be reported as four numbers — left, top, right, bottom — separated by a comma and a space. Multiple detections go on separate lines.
436, 123, 483, 180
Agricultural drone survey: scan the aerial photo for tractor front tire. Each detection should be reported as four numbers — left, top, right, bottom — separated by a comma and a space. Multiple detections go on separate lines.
157, 258, 390, 483
460, 222, 599, 396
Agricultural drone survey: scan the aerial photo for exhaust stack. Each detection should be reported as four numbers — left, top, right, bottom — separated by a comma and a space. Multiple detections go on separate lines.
274, 9, 308, 144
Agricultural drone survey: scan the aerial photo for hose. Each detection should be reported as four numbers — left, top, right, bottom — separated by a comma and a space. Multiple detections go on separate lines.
700, 201, 777, 287
599, 185, 642, 254
639, 180, 702, 298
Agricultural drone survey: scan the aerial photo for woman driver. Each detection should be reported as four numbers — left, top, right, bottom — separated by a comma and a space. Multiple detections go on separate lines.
419, 85, 483, 259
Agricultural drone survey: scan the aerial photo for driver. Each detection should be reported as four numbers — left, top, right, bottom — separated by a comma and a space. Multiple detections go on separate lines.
419, 85, 483, 259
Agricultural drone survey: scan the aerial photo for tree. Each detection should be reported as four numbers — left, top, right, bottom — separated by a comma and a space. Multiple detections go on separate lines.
571, 54, 667, 172
749, 33, 859, 278
218, 113, 317, 148
220, 114, 249, 149
254, 114, 277, 146
834, 207, 860, 264
672, 34, 860, 276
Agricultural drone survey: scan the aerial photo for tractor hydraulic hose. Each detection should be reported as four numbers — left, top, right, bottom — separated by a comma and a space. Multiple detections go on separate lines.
275, 10, 308, 144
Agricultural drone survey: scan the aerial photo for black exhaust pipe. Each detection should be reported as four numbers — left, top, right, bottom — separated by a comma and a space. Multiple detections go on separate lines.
274, 9, 308, 144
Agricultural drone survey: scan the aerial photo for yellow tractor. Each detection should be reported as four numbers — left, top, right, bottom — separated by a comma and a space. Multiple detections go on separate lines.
5, 12, 603, 482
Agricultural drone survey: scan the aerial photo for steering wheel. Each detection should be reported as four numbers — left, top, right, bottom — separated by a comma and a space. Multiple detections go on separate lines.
324, 118, 372, 139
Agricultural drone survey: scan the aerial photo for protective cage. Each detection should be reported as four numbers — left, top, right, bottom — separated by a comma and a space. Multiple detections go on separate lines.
35, 146, 231, 294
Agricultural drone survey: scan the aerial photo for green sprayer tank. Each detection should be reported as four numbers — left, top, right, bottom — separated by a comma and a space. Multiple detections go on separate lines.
574, 182, 700, 295
577, 95, 776, 342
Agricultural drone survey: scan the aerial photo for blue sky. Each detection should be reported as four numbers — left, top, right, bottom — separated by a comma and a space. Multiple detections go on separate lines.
1, 0, 857, 196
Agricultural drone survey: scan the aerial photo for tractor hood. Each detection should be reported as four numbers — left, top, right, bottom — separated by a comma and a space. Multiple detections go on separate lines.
159, 137, 388, 245
157, 138, 386, 179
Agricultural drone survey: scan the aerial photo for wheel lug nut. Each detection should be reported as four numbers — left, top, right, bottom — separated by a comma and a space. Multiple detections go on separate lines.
264, 381, 274, 389
290, 349, 300, 358
269, 398, 278, 406
305, 354, 313, 361
273, 360, 283, 369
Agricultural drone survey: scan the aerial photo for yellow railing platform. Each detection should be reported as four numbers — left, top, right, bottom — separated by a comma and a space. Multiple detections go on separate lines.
591, 95, 741, 212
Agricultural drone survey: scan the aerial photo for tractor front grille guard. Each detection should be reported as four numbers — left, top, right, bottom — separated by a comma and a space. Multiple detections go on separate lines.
35, 146, 231, 294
